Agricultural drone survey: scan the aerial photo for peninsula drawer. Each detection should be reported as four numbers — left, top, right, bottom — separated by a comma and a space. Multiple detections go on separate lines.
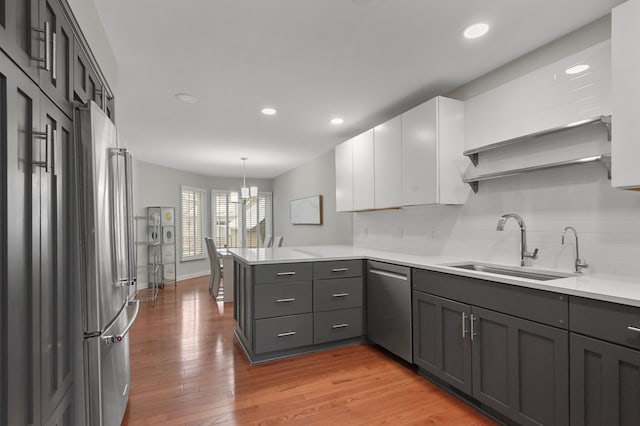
313, 277, 363, 312
314, 308, 363, 344
254, 262, 312, 284
413, 269, 568, 328
313, 260, 363, 280
255, 313, 313, 353
570, 296, 640, 350
254, 281, 312, 319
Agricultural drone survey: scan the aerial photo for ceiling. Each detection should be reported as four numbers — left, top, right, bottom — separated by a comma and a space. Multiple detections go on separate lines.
94, 0, 621, 179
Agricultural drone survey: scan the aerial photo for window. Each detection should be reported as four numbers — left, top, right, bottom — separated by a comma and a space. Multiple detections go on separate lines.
180, 186, 207, 260
212, 190, 272, 248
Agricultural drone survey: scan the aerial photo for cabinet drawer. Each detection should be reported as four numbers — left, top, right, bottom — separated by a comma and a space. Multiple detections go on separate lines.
570, 296, 640, 350
414, 269, 568, 328
254, 282, 312, 319
254, 263, 312, 284
313, 277, 363, 312
255, 313, 313, 353
314, 308, 363, 344
313, 260, 363, 280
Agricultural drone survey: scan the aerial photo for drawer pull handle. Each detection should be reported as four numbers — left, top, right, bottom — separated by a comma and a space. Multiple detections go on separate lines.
332, 293, 349, 298
332, 268, 349, 272
276, 298, 296, 303
277, 331, 296, 337
628, 326, 640, 333
470, 314, 477, 341
369, 269, 408, 281
462, 312, 468, 339
332, 323, 349, 329
277, 271, 296, 276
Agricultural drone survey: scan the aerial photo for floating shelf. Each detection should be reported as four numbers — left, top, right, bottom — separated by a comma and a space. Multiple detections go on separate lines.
464, 115, 612, 166
464, 155, 611, 193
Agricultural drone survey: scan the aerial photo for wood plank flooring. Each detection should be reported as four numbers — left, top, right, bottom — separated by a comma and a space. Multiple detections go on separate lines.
122, 276, 496, 425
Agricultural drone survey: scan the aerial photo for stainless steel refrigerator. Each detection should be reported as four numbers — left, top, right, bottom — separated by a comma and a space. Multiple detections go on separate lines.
75, 101, 139, 426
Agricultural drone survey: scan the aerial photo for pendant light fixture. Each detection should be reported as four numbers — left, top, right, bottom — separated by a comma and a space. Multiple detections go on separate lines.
240, 157, 258, 199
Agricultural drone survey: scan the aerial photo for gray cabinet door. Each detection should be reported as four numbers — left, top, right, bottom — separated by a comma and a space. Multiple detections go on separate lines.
39, 95, 74, 422
0, 0, 40, 80
73, 37, 103, 109
412, 291, 472, 394
570, 333, 640, 426
472, 306, 569, 426
38, 0, 74, 117
3, 50, 42, 426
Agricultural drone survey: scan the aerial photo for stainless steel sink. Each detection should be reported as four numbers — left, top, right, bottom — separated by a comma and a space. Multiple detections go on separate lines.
446, 263, 574, 281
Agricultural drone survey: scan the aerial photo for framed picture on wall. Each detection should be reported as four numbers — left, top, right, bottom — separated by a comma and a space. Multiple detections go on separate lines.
290, 195, 323, 225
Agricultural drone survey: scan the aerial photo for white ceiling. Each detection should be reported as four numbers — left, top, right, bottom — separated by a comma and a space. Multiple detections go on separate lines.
94, 0, 621, 179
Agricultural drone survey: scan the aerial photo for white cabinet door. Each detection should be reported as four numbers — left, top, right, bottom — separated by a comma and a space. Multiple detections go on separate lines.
402, 98, 438, 205
353, 129, 375, 211
335, 138, 354, 212
612, 0, 640, 189
374, 116, 402, 209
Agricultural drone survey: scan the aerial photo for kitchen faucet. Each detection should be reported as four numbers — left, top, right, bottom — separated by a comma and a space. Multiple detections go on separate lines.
562, 226, 589, 273
496, 213, 539, 267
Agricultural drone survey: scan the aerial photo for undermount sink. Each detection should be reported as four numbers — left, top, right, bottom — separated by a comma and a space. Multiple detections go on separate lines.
447, 263, 574, 281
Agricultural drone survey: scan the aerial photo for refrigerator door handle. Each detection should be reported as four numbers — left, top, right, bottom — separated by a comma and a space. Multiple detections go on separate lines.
123, 149, 137, 289
102, 300, 140, 345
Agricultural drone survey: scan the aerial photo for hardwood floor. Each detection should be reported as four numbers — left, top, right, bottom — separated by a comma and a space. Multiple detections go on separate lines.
122, 276, 496, 425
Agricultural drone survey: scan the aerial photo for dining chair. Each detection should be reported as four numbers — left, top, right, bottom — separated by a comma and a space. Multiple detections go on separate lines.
205, 237, 223, 298
274, 236, 284, 247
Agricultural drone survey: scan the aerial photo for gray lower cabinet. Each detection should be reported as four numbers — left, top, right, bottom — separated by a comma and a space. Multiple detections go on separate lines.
314, 308, 363, 344
569, 296, 640, 426
234, 259, 364, 362
413, 291, 472, 394
472, 306, 568, 426
413, 270, 569, 426
570, 333, 640, 426
255, 314, 313, 353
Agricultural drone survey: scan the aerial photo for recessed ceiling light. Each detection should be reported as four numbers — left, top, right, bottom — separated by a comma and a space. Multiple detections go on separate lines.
174, 93, 198, 103
463, 23, 490, 39
331, 118, 344, 125
261, 107, 277, 116
565, 64, 590, 75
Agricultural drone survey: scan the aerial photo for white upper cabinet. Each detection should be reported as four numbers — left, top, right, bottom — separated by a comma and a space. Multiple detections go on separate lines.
335, 137, 354, 212
374, 116, 402, 209
612, 0, 640, 189
464, 41, 611, 153
352, 129, 375, 211
402, 96, 467, 206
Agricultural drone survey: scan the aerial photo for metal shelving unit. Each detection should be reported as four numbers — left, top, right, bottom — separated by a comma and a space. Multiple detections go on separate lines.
134, 206, 177, 306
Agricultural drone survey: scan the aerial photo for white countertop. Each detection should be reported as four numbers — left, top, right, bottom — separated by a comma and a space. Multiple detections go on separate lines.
229, 245, 640, 308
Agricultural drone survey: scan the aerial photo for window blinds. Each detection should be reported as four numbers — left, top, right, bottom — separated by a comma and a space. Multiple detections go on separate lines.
180, 186, 206, 259
211, 190, 272, 248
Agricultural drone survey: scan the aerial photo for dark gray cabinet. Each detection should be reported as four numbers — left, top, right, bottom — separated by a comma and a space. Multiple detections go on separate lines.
234, 258, 364, 362
38, 0, 74, 117
3, 49, 42, 426
569, 297, 640, 426
570, 333, 640, 426
2, 47, 76, 426
472, 306, 568, 426
413, 291, 472, 394
413, 270, 569, 426
0, 0, 40, 80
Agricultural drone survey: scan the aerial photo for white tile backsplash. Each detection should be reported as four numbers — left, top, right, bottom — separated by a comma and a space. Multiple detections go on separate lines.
354, 161, 640, 277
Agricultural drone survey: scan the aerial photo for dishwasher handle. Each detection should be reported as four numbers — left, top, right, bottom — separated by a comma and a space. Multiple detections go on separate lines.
369, 269, 408, 281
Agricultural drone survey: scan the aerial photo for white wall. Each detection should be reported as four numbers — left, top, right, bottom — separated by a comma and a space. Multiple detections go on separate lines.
133, 159, 273, 284
354, 15, 640, 279
67, 0, 118, 94
273, 150, 353, 246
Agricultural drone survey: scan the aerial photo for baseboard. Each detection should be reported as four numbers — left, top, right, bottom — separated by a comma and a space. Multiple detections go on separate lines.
135, 270, 210, 290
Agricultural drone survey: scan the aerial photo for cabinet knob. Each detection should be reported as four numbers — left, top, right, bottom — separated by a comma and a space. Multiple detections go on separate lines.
558, 319, 565, 325
559, 296, 565, 301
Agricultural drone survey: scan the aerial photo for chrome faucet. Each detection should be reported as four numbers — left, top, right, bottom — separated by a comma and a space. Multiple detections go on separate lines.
496, 213, 539, 267
562, 226, 588, 273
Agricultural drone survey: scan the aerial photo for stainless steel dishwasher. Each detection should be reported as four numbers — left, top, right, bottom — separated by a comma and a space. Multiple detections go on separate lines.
367, 260, 412, 362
